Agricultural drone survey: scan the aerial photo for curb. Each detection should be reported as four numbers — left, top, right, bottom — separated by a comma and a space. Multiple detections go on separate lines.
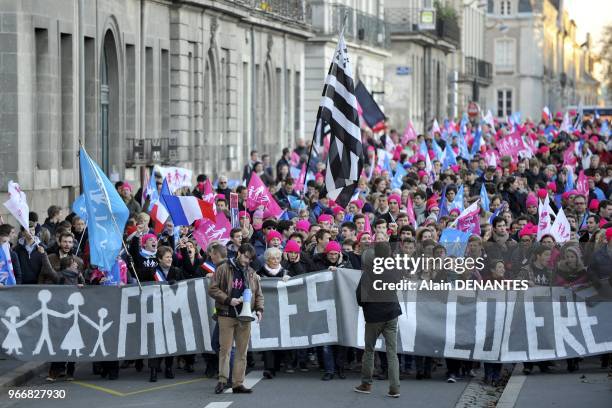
496, 364, 526, 408
0, 361, 49, 388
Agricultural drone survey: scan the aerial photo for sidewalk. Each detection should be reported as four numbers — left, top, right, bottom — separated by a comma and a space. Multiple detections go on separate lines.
0, 355, 47, 388
500, 357, 610, 408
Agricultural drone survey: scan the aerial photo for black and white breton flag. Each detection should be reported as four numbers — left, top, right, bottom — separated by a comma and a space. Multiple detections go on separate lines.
310, 33, 363, 207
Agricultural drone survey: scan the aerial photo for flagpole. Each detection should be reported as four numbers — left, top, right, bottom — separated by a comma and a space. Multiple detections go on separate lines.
75, 220, 88, 255
302, 11, 350, 201
80, 144, 143, 291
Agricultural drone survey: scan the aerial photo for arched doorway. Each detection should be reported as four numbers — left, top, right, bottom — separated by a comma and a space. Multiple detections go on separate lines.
100, 30, 120, 175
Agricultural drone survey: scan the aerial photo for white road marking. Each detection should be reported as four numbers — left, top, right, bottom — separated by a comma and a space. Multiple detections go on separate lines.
224, 370, 263, 393
204, 402, 233, 408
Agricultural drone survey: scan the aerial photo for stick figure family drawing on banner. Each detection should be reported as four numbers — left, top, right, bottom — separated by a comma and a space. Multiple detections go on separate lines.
0, 289, 113, 357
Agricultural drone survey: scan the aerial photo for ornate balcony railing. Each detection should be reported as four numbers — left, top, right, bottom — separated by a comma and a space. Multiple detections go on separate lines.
464, 56, 492, 82
229, 0, 306, 22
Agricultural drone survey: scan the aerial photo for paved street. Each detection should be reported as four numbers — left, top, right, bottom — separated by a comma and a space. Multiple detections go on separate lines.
0, 358, 473, 408
1, 357, 610, 408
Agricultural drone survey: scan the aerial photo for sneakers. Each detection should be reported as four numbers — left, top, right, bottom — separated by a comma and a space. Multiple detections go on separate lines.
387, 388, 400, 398
45, 375, 56, 382
232, 385, 253, 394
298, 362, 309, 372
321, 372, 334, 381
447, 374, 457, 383
353, 383, 372, 394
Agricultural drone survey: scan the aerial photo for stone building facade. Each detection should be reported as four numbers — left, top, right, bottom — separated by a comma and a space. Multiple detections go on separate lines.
0, 0, 310, 217
383, 0, 460, 134
304, 0, 390, 136
485, 0, 600, 120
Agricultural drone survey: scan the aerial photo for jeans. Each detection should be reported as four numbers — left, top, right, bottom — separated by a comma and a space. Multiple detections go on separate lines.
360, 318, 400, 391
484, 363, 502, 382
322, 345, 346, 374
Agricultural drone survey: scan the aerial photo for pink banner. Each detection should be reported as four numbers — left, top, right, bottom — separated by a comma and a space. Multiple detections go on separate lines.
455, 201, 481, 235
202, 179, 215, 203
193, 211, 231, 249
576, 170, 588, 196
247, 173, 283, 218
496, 133, 525, 159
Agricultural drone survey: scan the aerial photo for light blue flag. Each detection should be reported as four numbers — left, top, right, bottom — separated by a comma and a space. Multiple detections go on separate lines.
431, 138, 444, 160
460, 114, 469, 136
438, 185, 449, 221
383, 153, 391, 173
488, 201, 506, 224
458, 135, 471, 160
600, 120, 609, 137
451, 185, 464, 212
440, 228, 471, 257
0, 243, 16, 286
470, 127, 482, 156
565, 170, 574, 192
391, 164, 407, 189
480, 184, 490, 212
72, 194, 88, 223
288, 195, 306, 210
101, 259, 122, 286
79, 148, 129, 272
442, 142, 457, 170
146, 168, 159, 211
419, 140, 428, 157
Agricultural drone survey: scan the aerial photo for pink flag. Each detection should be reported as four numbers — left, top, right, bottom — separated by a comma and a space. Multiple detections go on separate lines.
193, 211, 232, 249
455, 200, 481, 235
405, 194, 417, 229
364, 213, 372, 234
290, 151, 301, 167
576, 170, 588, 196
202, 179, 215, 203
496, 132, 525, 160
295, 163, 306, 192
401, 120, 417, 145
563, 143, 577, 167
247, 173, 283, 218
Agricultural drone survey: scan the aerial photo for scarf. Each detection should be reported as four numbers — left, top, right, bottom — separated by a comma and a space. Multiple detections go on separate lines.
264, 265, 282, 276
140, 248, 156, 258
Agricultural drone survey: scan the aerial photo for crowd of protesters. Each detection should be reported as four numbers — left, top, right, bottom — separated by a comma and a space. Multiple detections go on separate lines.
1, 109, 611, 388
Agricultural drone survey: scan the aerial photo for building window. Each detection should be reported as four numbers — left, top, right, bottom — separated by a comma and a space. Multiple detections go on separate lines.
494, 39, 515, 72
499, 0, 512, 15
497, 89, 512, 117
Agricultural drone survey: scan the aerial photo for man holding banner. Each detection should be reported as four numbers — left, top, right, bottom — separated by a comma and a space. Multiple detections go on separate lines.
208, 243, 264, 394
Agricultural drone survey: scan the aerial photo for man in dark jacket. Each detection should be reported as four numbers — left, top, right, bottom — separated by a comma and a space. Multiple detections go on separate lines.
354, 242, 402, 398
14, 225, 46, 284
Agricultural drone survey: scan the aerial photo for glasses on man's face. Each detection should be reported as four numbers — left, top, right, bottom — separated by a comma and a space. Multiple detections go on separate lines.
219, 181, 227, 185
575, 202, 586, 206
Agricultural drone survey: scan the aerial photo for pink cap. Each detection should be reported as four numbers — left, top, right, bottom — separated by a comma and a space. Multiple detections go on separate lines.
546, 182, 557, 192
418, 170, 427, 179
589, 199, 600, 212
449, 208, 460, 215
266, 230, 282, 243
356, 231, 371, 243
388, 194, 401, 204
606, 227, 612, 242
295, 220, 310, 232
141, 233, 157, 246
526, 194, 538, 207
215, 194, 226, 201
239, 211, 250, 220
332, 206, 345, 215
537, 188, 548, 199
318, 214, 333, 224
353, 199, 364, 209
519, 223, 538, 238
284, 240, 301, 253
324, 241, 342, 254
122, 182, 133, 192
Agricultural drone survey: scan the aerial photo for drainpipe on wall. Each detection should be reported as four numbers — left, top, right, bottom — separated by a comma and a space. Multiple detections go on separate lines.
250, 25, 256, 150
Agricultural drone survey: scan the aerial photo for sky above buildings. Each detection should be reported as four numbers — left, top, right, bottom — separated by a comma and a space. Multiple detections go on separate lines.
565, 0, 611, 48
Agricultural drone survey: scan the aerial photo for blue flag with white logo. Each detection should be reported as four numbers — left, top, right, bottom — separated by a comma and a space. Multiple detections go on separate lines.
480, 184, 490, 212
431, 138, 444, 160
451, 185, 465, 212
72, 194, 88, 223
391, 164, 407, 189
440, 228, 471, 257
79, 148, 129, 272
470, 127, 482, 156
0, 243, 16, 286
442, 143, 457, 170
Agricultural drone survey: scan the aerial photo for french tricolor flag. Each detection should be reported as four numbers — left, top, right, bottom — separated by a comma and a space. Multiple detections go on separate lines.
162, 194, 216, 226
150, 201, 169, 234
201, 261, 215, 274
153, 269, 167, 282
